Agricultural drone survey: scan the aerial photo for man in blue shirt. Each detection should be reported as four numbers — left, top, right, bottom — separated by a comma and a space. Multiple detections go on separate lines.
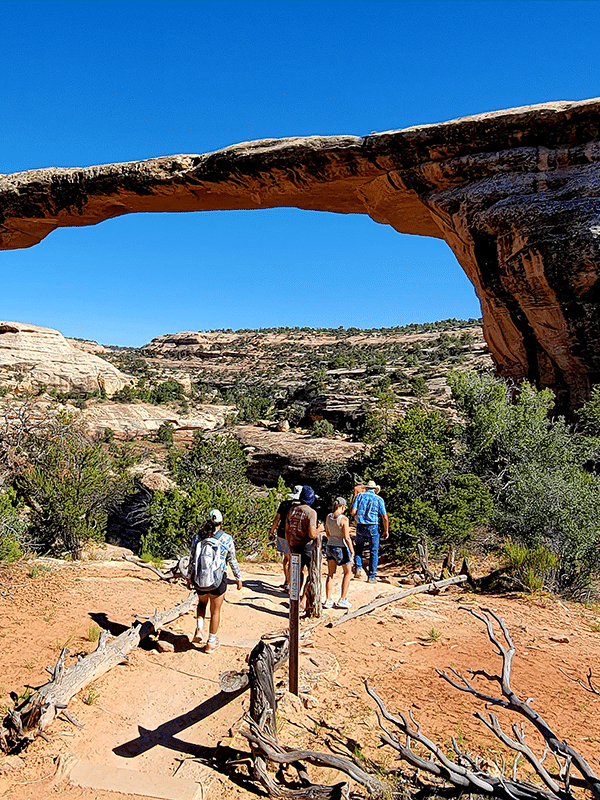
350, 480, 389, 582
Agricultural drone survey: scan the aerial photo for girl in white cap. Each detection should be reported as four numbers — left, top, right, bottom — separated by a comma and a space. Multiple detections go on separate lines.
187, 509, 243, 653
323, 497, 354, 609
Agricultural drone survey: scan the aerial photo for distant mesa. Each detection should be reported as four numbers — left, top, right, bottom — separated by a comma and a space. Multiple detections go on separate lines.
2, 98, 600, 412
0, 320, 131, 396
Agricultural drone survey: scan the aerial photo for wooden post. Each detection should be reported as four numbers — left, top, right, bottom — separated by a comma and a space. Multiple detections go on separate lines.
304, 534, 323, 619
289, 552, 301, 695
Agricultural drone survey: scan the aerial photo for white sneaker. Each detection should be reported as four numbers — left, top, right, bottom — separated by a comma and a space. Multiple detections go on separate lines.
335, 598, 352, 609
323, 598, 334, 609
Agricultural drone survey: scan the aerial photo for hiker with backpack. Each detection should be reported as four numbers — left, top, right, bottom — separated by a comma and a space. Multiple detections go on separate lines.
187, 509, 243, 653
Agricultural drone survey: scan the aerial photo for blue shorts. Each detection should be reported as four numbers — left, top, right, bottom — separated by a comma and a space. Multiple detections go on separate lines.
326, 545, 352, 566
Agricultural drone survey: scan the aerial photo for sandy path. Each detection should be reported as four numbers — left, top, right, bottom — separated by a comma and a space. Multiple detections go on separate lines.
2, 559, 600, 800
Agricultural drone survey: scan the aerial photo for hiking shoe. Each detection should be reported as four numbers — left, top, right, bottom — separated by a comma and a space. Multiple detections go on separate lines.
353, 567, 365, 579
191, 633, 204, 645
367, 576, 377, 583
203, 637, 220, 654
335, 598, 352, 609
323, 598, 334, 609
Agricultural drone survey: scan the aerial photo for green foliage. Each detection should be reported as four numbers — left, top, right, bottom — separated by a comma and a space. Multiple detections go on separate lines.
410, 376, 428, 397
112, 379, 186, 406
0, 489, 24, 562
311, 419, 335, 438
450, 372, 600, 597
112, 384, 136, 403
16, 414, 135, 556
577, 385, 600, 436
156, 422, 174, 445
501, 539, 559, 593
283, 403, 306, 427
359, 407, 492, 553
357, 410, 384, 443
142, 434, 282, 558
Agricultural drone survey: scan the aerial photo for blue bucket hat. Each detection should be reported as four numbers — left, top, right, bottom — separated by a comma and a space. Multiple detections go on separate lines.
300, 485, 315, 506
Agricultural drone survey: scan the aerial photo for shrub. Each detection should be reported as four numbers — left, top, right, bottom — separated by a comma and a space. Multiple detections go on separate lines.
501, 539, 559, 593
449, 372, 600, 597
0, 491, 24, 562
16, 414, 135, 556
156, 422, 174, 445
142, 435, 283, 558
358, 406, 492, 554
312, 419, 335, 438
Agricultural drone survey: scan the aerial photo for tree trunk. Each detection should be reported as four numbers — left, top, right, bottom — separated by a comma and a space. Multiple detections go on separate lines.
304, 535, 322, 618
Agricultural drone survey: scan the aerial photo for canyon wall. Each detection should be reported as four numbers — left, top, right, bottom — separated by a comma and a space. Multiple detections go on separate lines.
2, 98, 600, 410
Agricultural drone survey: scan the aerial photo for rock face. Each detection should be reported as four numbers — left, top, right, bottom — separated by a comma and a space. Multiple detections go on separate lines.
83, 401, 231, 439
231, 425, 363, 486
3, 98, 600, 411
0, 321, 131, 396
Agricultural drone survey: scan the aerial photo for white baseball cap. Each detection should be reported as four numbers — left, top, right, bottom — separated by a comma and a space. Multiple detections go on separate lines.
210, 509, 223, 524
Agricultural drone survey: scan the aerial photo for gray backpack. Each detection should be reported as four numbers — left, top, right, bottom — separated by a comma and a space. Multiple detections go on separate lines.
192, 530, 225, 591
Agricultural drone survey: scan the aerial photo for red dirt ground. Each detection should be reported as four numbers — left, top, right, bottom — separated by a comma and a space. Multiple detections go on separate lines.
1, 554, 600, 800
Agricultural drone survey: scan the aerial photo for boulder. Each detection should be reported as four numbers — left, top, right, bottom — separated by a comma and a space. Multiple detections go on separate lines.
0, 321, 130, 396
4, 99, 600, 411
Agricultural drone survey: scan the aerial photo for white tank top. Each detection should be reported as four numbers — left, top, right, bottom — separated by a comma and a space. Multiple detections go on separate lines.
325, 513, 347, 548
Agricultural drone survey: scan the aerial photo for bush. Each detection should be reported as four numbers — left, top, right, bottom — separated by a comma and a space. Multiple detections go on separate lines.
0, 491, 25, 562
501, 539, 559, 593
312, 419, 335, 438
449, 372, 600, 597
283, 403, 306, 428
156, 422, 174, 445
142, 435, 283, 558
359, 406, 492, 554
16, 414, 135, 556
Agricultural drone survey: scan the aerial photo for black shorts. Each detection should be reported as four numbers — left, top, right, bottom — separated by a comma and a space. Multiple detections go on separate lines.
291, 541, 313, 570
196, 575, 227, 597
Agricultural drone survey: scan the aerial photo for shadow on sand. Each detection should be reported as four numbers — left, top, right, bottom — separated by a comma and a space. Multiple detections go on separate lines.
113, 686, 247, 759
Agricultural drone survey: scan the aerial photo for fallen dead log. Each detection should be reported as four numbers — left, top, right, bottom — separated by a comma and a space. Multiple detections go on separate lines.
326, 574, 467, 628
122, 553, 188, 581
2, 592, 197, 749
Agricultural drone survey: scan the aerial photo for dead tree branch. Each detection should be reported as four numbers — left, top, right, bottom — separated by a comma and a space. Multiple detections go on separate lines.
558, 666, 600, 697
326, 574, 467, 628
122, 554, 188, 582
242, 639, 385, 798
364, 606, 600, 800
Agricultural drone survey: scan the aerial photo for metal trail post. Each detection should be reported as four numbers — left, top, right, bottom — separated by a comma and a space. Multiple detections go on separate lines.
289, 552, 300, 695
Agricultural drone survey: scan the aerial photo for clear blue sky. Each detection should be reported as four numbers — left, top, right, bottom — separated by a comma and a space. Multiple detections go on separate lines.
2, 0, 599, 346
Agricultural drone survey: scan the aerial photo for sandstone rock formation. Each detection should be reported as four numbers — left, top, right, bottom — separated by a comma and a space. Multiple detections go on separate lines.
83, 401, 231, 440
3, 98, 600, 411
231, 424, 363, 486
0, 321, 131, 396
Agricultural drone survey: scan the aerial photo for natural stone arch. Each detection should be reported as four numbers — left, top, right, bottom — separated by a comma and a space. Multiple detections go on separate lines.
2, 97, 600, 413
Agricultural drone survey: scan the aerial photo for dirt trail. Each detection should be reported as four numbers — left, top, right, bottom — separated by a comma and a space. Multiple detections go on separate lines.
1, 558, 600, 800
